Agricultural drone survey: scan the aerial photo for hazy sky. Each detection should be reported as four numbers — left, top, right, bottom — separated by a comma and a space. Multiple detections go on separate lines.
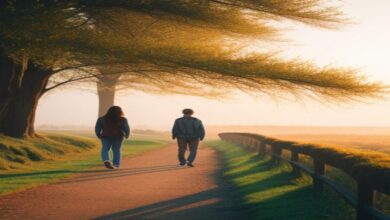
36, 0, 390, 130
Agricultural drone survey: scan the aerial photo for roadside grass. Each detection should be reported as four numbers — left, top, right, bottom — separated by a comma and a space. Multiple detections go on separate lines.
0, 132, 169, 195
0, 133, 97, 171
207, 140, 355, 220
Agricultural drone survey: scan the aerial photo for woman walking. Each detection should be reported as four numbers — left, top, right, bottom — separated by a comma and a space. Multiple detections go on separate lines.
95, 106, 130, 169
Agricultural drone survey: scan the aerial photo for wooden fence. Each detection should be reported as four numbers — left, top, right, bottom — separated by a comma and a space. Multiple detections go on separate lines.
219, 132, 390, 220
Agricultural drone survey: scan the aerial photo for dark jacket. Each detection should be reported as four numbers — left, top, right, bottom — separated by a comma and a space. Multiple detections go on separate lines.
172, 116, 205, 140
95, 117, 130, 139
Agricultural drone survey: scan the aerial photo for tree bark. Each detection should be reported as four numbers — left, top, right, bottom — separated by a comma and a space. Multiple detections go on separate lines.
0, 54, 52, 138
96, 73, 121, 117
0, 52, 26, 123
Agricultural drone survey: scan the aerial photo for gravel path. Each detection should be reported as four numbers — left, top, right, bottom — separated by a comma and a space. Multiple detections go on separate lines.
0, 143, 246, 220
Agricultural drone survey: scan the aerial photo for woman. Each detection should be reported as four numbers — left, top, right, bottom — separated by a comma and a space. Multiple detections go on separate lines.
95, 106, 130, 169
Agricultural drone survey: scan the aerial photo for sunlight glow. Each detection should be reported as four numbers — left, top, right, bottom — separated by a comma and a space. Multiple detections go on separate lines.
36, 0, 390, 130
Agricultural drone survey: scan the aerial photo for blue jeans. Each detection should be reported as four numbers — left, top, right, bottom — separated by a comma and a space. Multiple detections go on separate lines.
177, 138, 199, 164
101, 137, 124, 167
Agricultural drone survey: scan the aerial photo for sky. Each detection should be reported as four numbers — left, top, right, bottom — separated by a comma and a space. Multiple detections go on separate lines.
36, 0, 390, 130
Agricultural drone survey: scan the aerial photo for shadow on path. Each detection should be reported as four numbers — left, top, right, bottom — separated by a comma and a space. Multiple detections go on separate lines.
0, 144, 250, 220
94, 189, 239, 220
0, 170, 73, 178
58, 165, 183, 184
0, 165, 182, 181
92, 148, 249, 220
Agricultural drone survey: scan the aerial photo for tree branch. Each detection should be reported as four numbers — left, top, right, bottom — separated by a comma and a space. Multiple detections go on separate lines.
52, 61, 132, 74
44, 75, 97, 93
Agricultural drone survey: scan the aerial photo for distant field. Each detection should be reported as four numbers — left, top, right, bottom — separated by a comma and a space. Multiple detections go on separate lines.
206, 125, 390, 154
37, 129, 171, 140
0, 131, 169, 195
273, 134, 390, 154
207, 125, 390, 137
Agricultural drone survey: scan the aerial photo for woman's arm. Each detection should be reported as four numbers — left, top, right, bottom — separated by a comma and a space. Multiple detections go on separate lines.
95, 118, 103, 138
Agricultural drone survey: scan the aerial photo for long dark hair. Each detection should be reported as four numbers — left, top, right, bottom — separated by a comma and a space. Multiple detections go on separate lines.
104, 106, 124, 122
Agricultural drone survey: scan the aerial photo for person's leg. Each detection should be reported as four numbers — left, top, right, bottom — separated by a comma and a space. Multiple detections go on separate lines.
177, 138, 187, 165
187, 138, 200, 166
101, 137, 114, 169
112, 137, 124, 168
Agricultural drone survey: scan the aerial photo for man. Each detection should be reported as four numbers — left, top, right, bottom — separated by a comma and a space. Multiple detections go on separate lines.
172, 108, 205, 167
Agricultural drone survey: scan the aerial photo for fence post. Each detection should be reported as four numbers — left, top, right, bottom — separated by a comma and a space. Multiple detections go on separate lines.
250, 138, 255, 150
244, 137, 250, 150
272, 145, 282, 163
357, 182, 374, 220
291, 151, 299, 174
313, 159, 325, 191
234, 136, 239, 145
258, 141, 267, 156
246, 138, 251, 151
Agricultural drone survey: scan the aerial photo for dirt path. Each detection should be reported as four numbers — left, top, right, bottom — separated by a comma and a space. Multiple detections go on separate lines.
0, 144, 247, 220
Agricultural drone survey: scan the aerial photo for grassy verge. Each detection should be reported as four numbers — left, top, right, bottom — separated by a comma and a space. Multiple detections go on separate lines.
0, 132, 169, 195
207, 140, 355, 220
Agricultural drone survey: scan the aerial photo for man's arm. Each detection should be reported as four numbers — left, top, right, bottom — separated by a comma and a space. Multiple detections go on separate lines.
122, 118, 130, 139
198, 120, 205, 141
172, 119, 178, 140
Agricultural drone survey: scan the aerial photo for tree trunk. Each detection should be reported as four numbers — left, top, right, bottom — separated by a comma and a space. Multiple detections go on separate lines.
96, 73, 121, 117
0, 54, 52, 138
0, 52, 26, 123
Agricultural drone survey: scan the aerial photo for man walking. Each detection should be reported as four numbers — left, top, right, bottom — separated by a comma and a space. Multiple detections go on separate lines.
172, 108, 205, 167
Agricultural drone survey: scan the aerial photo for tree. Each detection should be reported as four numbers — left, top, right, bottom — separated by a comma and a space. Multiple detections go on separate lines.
0, 0, 385, 138
87, 1, 381, 115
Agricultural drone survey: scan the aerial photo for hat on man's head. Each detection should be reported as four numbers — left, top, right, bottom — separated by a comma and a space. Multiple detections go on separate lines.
182, 108, 194, 115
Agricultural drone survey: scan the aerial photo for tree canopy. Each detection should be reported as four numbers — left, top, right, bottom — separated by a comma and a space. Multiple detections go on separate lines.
0, 0, 387, 137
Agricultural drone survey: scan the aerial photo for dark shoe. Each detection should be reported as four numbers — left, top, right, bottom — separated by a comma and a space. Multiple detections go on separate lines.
104, 161, 114, 169
179, 162, 186, 166
187, 162, 194, 167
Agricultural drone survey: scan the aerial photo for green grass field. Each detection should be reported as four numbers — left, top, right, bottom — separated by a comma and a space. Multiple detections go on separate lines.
207, 140, 355, 220
0, 132, 169, 195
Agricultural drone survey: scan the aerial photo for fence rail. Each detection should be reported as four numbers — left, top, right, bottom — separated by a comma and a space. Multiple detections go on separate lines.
219, 132, 390, 220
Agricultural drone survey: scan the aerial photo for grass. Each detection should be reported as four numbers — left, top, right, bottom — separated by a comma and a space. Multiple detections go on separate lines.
0, 132, 169, 195
220, 133, 390, 196
0, 133, 97, 171
207, 140, 355, 220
